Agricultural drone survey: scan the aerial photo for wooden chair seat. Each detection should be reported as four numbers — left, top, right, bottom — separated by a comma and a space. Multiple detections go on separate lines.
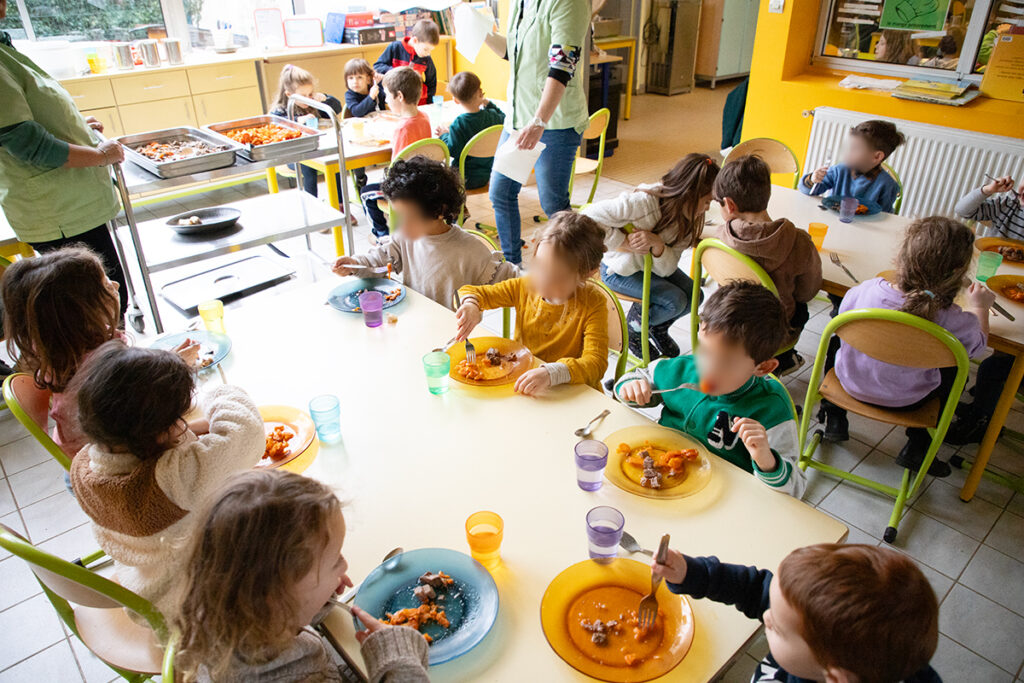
819, 369, 939, 428
76, 605, 164, 675
574, 157, 600, 175
465, 185, 489, 196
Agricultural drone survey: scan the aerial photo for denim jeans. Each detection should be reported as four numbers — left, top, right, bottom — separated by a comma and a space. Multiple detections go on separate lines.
489, 127, 582, 264
600, 264, 699, 327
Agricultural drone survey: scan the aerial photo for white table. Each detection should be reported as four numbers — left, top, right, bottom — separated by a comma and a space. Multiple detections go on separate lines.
216, 279, 847, 681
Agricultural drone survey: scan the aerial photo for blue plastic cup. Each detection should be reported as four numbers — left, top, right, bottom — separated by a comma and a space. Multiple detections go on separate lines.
575, 440, 609, 491
433, 95, 444, 108
586, 506, 624, 559
309, 394, 342, 444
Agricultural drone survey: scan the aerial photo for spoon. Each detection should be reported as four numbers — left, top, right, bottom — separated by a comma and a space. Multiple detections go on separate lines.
619, 531, 653, 557
574, 409, 610, 439
340, 546, 404, 604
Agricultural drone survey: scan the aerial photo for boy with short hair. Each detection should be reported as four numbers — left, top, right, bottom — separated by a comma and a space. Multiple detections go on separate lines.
616, 282, 806, 498
800, 119, 905, 214
715, 155, 822, 376
436, 71, 505, 189
374, 19, 440, 106
653, 543, 941, 683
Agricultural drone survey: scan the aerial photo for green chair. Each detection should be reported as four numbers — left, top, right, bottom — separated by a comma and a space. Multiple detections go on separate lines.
797, 309, 970, 543
533, 108, 611, 222
456, 124, 504, 238
463, 228, 512, 339
3, 373, 69, 470
0, 524, 174, 681
882, 162, 904, 215
382, 138, 451, 233
591, 277, 631, 384
600, 224, 655, 370
724, 137, 801, 189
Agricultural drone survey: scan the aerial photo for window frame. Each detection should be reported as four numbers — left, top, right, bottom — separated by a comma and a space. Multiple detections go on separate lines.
810, 0, 996, 84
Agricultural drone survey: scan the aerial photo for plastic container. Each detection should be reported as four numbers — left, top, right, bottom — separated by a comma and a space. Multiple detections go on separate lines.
466, 511, 504, 569
309, 394, 342, 444
422, 351, 451, 395
574, 440, 608, 491
586, 506, 624, 559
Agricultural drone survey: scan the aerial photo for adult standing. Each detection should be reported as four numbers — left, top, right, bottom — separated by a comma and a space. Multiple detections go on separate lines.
0, 0, 128, 317
483, 0, 590, 265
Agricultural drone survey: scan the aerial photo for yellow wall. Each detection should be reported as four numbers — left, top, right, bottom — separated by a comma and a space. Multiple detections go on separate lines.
451, 0, 511, 101
742, 0, 1024, 167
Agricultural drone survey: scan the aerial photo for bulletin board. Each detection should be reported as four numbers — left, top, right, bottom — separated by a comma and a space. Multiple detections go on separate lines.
879, 0, 952, 31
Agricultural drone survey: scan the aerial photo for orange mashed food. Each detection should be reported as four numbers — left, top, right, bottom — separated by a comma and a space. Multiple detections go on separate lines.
383, 603, 450, 644
223, 124, 302, 146
568, 585, 664, 667
1003, 283, 1024, 303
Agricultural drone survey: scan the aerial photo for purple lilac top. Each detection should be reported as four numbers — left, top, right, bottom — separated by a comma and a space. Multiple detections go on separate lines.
835, 277, 987, 407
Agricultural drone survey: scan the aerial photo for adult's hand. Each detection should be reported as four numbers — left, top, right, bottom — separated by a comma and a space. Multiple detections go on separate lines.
84, 116, 104, 133
515, 123, 545, 151
97, 139, 125, 165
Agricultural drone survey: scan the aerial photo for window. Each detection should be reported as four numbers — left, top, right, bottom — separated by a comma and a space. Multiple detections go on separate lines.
19, 0, 168, 42
973, 2, 1019, 73
3, 1, 28, 41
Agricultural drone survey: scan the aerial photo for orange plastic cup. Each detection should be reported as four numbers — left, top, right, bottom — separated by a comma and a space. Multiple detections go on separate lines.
465, 511, 504, 570
808, 223, 829, 251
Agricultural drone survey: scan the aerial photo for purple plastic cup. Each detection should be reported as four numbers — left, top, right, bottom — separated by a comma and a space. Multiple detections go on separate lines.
586, 505, 625, 559
358, 290, 384, 328
839, 197, 858, 223
575, 440, 609, 491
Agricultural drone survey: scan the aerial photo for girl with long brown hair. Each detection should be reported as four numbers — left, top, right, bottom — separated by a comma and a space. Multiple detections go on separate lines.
583, 153, 719, 359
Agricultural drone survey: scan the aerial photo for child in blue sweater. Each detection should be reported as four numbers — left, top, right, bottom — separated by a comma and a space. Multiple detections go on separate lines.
799, 119, 904, 213
653, 543, 941, 682
342, 58, 383, 207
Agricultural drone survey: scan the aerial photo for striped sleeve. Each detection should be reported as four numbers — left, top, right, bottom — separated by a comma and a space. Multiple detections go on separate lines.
751, 420, 806, 499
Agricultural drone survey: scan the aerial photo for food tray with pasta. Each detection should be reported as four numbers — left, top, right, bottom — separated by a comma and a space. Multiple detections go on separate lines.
203, 115, 323, 161
118, 127, 241, 178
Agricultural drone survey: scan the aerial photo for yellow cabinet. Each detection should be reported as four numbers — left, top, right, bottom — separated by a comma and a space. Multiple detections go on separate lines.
187, 61, 259, 95
118, 97, 197, 134
63, 78, 116, 110
80, 106, 124, 138
193, 87, 264, 126
112, 70, 191, 106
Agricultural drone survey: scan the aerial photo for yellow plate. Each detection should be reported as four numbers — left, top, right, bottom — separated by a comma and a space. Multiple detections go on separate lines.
447, 337, 534, 387
603, 425, 712, 500
257, 405, 319, 473
986, 274, 1024, 307
975, 237, 1024, 268
541, 558, 695, 682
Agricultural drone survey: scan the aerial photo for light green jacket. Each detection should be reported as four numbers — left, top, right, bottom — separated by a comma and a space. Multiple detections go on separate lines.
0, 45, 119, 243
505, 0, 590, 134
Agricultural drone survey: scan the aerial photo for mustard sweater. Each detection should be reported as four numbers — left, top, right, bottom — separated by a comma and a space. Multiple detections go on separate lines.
459, 277, 609, 389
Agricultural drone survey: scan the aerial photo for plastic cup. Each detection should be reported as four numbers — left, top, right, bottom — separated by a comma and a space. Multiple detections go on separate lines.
433, 95, 444, 108
198, 299, 225, 333
358, 291, 384, 328
575, 440, 609, 491
309, 394, 342, 444
466, 511, 503, 569
586, 506, 624, 559
351, 119, 366, 139
422, 351, 451, 395
808, 222, 829, 251
839, 197, 858, 223
976, 251, 1003, 282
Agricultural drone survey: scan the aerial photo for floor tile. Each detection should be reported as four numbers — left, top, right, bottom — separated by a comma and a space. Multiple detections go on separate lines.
0, 554, 43, 611
0, 593, 67, 670
19, 491, 89, 544
845, 413, 894, 449
0, 640, 80, 682
7, 460, 68, 509
718, 654, 761, 683
986, 511, 1024, 563
942, 458, 1016, 508
889, 510, 980, 578
0, 413, 30, 450
801, 437, 871, 506
849, 449, 932, 502
819, 480, 901, 541
911, 478, 1003, 541
0, 512, 26, 562
36, 523, 98, 564
0, 436, 50, 477
960, 440, 1024, 478
930, 634, 1014, 683
68, 635, 118, 683
939, 584, 1024, 674
960, 545, 1024, 618
0, 479, 15, 518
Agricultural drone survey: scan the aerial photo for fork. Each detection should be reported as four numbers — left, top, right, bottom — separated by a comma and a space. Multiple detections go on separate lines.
829, 252, 859, 283
348, 264, 390, 275
465, 339, 477, 364
638, 534, 671, 629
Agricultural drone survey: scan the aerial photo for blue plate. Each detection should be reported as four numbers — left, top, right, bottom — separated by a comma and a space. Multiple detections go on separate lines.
327, 278, 406, 313
819, 195, 883, 216
149, 330, 231, 371
353, 548, 498, 665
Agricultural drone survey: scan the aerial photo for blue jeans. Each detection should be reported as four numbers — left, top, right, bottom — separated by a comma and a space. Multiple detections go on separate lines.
489, 127, 582, 264
600, 264, 699, 327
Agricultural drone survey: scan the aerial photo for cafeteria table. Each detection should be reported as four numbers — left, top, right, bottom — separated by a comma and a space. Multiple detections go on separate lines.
216, 278, 847, 681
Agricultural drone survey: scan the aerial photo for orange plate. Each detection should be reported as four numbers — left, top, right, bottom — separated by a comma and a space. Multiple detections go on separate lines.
256, 405, 318, 472
975, 237, 1024, 268
447, 337, 533, 387
602, 425, 713, 500
541, 558, 695, 682
986, 274, 1024, 306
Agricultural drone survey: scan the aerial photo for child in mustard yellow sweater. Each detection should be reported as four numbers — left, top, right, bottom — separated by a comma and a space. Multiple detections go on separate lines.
456, 212, 609, 395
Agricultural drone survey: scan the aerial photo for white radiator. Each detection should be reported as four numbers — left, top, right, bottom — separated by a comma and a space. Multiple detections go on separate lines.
804, 107, 1024, 218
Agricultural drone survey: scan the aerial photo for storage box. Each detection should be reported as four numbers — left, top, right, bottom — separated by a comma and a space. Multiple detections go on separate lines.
344, 25, 397, 44
344, 12, 376, 27
592, 18, 622, 38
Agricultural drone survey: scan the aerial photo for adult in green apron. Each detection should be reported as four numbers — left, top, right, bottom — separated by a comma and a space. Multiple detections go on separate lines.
0, 0, 128, 316
483, 0, 590, 265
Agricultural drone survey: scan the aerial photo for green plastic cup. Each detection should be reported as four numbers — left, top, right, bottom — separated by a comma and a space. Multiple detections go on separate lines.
976, 251, 1003, 282
422, 351, 451, 395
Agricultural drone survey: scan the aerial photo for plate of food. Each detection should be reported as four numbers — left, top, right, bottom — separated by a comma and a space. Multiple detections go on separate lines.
819, 195, 882, 216
602, 425, 712, 500
976, 237, 1024, 267
354, 548, 499, 665
986, 274, 1024, 306
446, 337, 533, 387
256, 405, 318, 471
148, 330, 231, 372
541, 558, 695, 682
165, 207, 241, 235
327, 278, 405, 313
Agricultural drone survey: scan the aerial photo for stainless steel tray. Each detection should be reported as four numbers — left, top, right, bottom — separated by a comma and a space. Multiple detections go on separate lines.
202, 115, 323, 161
118, 127, 240, 179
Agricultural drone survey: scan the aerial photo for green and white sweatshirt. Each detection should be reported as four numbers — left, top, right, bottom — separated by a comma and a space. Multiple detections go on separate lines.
615, 356, 805, 498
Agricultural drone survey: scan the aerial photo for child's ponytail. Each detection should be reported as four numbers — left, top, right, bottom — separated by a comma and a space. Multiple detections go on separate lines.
895, 216, 973, 321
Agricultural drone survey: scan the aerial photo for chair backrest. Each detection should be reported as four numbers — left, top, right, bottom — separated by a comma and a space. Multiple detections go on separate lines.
828, 309, 965, 370
395, 137, 450, 165
568, 108, 612, 206
2, 373, 70, 470
464, 227, 500, 252
582, 108, 611, 142
882, 162, 904, 214
589, 278, 628, 381
458, 124, 504, 182
462, 229, 513, 338
724, 138, 800, 188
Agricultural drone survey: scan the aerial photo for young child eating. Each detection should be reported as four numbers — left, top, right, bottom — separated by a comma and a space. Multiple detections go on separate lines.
800, 119, 905, 214
70, 341, 264, 617
175, 469, 429, 682
955, 173, 1024, 241
344, 58, 383, 118
616, 282, 806, 498
374, 19, 441, 106
334, 157, 517, 308
653, 543, 941, 682
455, 212, 609, 395
436, 71, 505, 189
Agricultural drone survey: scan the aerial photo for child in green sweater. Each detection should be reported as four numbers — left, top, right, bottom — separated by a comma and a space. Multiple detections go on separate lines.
615, 281, 806, 498
436, 71, 505, 189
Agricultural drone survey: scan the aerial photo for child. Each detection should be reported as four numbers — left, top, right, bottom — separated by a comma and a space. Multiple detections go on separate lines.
344, 58, 384, 118
436, 71, 505, 189
954, 173, 1024, 241
821, 217, 993, 476
715, 155, 822, 376
800, 119, 904, 214
70, 341, 265, 617
653, 543, 941, 682
455, 212, 609, 395
585, 153, 719, 360
175, 469, 430, 682
374, 19, 440, 106
616, 282, 806, 498
361, 66, 434, 239
334, 157, 517, 308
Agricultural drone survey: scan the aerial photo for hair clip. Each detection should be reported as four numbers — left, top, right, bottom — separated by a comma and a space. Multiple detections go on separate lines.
923, 290, 936, 299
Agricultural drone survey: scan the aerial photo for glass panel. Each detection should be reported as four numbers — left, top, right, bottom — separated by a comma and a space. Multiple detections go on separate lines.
2, 1, 29, 41
22, 0, 167, 41
185, 0, 294, 49
972, 4, 1019, 72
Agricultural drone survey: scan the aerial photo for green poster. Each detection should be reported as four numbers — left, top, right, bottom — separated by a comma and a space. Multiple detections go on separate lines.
879, 0, 952, 31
